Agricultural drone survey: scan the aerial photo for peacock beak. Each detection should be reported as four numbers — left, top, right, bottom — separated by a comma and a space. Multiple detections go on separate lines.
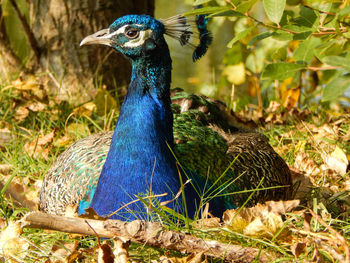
80, 28, 112, 47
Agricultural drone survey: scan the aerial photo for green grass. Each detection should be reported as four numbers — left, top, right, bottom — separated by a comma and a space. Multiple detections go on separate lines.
0, 80, 349, 262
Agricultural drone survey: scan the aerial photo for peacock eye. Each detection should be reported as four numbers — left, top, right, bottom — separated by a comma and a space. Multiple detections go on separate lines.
125, 29, 139, 39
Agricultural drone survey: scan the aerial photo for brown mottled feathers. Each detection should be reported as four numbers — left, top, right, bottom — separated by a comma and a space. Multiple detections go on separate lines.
39, 89, 293, 215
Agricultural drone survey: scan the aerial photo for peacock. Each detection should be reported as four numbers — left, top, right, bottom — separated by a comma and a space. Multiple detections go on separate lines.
39, 14, 293, 220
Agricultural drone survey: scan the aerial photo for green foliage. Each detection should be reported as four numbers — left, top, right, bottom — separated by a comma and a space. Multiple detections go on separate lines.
185, 0, 350, 109
1, 0, 31, 61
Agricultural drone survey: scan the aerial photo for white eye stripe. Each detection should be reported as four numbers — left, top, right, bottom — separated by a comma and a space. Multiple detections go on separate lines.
122, 29, 153, 48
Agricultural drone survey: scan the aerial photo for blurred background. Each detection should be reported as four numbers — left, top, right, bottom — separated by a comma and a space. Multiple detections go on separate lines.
0, 0, 349, 112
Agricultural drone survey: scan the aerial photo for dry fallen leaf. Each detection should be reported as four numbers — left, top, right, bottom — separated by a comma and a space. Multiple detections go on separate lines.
0, 221, 29, 261
0, 128, 13, 147
73, 102, 97, 117
97, 242, 115, 263
282, 87, 300, 109
323, 146, 348, 175
50, 240, 81, 262
14, 106, 29, 122
158, 252, 205, 263
0, 173, 40, 210
112, 239, 129, 263
24, 131, 55, 159
195, 217, 221, 229
294, 152, 320, 176
26, 101, 47, 112
223, 200, 300, 238
0, 164, 13, 175
291, 242, 306, 259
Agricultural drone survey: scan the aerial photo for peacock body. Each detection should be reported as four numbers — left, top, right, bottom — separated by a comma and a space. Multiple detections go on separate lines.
39, 14, 293, 220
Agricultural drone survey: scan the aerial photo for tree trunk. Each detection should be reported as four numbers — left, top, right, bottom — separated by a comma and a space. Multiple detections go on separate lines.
1, 0, 154, 104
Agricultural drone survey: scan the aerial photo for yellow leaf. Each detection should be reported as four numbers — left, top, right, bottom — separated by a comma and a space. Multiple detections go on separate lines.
73, 102, 96, 117
222, 63, 246, 85
54, 135, 72, 147
282, 87, 300, 109
295, 140, 306, 152
223, 200, 299, 238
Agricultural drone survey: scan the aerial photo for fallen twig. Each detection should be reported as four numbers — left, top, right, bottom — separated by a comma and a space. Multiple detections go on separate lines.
21, 212, 274, 262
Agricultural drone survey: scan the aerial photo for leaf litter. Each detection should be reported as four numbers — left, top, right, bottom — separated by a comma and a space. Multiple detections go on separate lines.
1, 75, 350, 261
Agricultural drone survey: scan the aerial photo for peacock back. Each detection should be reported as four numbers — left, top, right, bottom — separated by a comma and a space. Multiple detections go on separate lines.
39, 89, 293, 215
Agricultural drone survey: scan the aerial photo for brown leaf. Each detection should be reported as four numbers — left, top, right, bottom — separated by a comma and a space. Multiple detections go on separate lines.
294, 152, 320, 176
0, 164, 13, 175
159, 252, 205, 263
50, 241, 80, 262
12, 75, 40, 91
282, 87, 300, 109
0, 173, 40, 210
112, 239, 130, 263
24, 131, 55, 159
14, 106, 29, 122
291, 242, 306, 258
26, 101, 47, 112
98, 242, 115, 263
0, 128, 13, 146
195, 217, 221, 229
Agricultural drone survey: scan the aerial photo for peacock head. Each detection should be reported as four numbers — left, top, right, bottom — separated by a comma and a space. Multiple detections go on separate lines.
80, 14, 212, 62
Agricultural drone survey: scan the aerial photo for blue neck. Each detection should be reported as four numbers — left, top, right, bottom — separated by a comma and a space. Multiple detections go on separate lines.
88, 42, 191, 220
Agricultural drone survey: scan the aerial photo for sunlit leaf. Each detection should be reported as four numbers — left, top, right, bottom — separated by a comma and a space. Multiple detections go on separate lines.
322, 55, 350, 71
294, 6, 319, 31
293, 37, 322, 63
322, 75, 350, 102
236, 0, 258, 13
261, 63, 305, 80
183, 6, 231, 16
227, 26, 255, 48
248, 31, 273, 47
193, 0, 212, 5
222, 63, 246, 85
263, 0, 286, 24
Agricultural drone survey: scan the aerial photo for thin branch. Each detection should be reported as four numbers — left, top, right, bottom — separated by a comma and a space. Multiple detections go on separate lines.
307, 66, 340, 71
303, 4, 350, 20
21, 212, 274, 262
221, 4, 348, 37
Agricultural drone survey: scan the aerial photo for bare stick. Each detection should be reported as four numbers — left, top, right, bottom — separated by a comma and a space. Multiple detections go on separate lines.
21, 212, 273, 262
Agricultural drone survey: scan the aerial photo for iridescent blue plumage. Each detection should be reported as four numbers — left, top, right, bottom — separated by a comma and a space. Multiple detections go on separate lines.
39, 13, 293, 220
193, 15, 212, 62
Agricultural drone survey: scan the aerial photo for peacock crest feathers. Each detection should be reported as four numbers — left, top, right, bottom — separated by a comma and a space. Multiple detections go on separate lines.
161, 14, 212, 62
